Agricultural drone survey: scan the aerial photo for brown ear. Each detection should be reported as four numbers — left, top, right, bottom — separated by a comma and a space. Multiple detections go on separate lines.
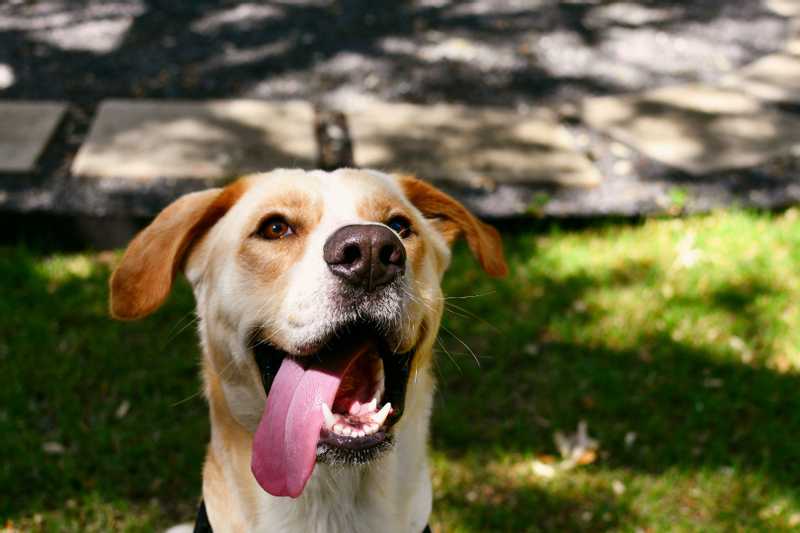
399, 176, 507, 277
109, 180, 247, 320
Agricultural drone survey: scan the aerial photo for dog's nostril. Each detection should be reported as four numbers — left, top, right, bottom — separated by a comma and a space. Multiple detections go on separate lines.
379, 244, 402, 266
342, 243, 361, 265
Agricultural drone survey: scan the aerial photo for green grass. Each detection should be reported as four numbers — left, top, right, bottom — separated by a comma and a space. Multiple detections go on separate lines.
4, 210, 800, 532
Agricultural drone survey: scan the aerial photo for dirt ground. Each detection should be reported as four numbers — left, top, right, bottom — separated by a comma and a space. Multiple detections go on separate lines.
0, 0, 789, 108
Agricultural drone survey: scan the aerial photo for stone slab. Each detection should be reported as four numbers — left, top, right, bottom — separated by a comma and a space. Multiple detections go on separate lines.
766, 0, 800, 17
787, 32, 800, 55
340, 96, 601, 189
723, 53, 800, 102
581, 84, 800, 176
72, 100, 314, 180
0, 101, 66, 173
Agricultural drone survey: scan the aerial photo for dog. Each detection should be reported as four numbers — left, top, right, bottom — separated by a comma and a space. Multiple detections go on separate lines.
109, 169, 506, 532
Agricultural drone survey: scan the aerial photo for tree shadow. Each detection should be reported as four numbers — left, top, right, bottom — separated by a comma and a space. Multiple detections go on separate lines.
0, 248, 207, 522
433, 240, 800, 496
434, 482, 632, 532
0, 0, 787, 107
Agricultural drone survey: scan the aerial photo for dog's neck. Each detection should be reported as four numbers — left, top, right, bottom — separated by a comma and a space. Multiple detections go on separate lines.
200, 345, 434, 533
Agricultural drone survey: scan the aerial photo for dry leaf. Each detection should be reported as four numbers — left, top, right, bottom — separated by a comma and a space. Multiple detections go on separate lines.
42, 442, 65, 455
531, 460, 557, 479
577, 449, 597, 466
115, 400, 131, 419
554, 420, 599, 470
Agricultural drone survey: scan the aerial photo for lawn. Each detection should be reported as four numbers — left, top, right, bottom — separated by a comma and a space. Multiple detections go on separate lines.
3, 210, 800, 532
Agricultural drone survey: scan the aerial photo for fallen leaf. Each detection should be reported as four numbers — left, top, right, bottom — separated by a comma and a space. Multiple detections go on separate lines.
554, 420, 599, 470
531, 460, 557, 479
577, 449, 597, 466
115, 400, 131, 419
42, 442, 65, 455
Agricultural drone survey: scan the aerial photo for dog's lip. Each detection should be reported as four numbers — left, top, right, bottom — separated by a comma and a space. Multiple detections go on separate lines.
279, 323, 404, 359
318, 428, 389, 450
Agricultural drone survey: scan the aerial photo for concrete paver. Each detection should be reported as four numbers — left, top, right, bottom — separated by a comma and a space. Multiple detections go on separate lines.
72, 100, 314, 180
724, 54, 800, 103
0, 101, 66, 173
766, 0, 800, 17
343, 97, 600, 189
581, 85, 800, 175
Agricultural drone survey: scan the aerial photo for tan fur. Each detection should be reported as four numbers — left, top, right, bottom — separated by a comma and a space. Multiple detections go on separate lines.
356, 192, 429, 281
238, 190, 323, 284
109, 179, 249, 320
109, 169, 505, 532
203, 366, 259, 529
399, 175, 508, 277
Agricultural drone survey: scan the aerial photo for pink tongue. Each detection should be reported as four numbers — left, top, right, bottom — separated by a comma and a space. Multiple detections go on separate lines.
251, 352, 358, 498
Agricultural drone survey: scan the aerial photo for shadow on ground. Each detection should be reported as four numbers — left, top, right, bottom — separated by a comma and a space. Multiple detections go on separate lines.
0, 249, 207, 523
0, 0, 788, 107
433, 237, 800, 488
3, 219, 800, 530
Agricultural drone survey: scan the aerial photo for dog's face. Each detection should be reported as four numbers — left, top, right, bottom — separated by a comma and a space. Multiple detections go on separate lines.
110, 169, 505, 498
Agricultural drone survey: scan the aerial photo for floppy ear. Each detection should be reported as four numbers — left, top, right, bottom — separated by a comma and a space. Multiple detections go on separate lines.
109, 181, 247, 320
399, 175, 507, 277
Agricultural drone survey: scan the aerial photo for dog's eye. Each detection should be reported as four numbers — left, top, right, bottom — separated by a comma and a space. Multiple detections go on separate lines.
386, 216, 412, 238
257, 216, 294, 240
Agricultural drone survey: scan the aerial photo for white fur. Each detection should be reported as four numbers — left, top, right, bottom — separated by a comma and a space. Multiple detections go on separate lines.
182, 169, 448, 532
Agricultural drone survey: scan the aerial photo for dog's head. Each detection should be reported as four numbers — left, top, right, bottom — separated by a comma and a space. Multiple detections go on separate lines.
109, 169, 506, 498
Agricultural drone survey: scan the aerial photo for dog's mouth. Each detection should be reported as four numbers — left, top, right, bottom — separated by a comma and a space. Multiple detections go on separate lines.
250, 321, 415, 498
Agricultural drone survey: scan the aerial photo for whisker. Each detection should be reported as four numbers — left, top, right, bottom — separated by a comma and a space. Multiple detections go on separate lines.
171, 389, 204, 407
440, 324, 481, 368
436, 335, 462, 374
443, 302, 500, 333
164, 311, 201, 346
440, 291, 496, 301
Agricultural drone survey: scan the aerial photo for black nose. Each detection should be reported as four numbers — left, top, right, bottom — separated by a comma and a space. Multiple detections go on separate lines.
323, 224, 406, 291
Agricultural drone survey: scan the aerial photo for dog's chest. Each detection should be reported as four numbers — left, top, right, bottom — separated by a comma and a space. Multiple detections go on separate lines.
247, 463, 424, 533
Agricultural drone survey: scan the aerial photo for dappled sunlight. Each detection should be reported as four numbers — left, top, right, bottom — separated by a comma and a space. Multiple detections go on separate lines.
430, 210, 800, 530
34, 253, 110, 285
2, 0, 800, 530
431, 451, 800, 531
4, 211, 800, 530
0, 0, 788, 103
0, 1, 144, 54
0, 63, 14, 90
0, 248, 206, 529
72, 100, 315, 179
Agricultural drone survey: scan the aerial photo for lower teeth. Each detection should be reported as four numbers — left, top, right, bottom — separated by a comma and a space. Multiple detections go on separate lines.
322, 401, 392, 438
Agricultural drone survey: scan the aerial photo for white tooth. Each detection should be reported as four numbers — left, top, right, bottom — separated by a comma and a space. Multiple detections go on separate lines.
355, 430, 365, 438
333, 423, 346, 435
367, 423, 379, 433
321, 403, 336, 428
375, 365, 385, 402
349, 401, 361, 416
371, 403, 392, 427
364, 398, 378, 413
342, 426, 353, 437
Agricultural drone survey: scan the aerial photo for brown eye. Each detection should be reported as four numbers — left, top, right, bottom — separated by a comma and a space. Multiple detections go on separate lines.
386, 216, 412, 238
257, 216, 294, 240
